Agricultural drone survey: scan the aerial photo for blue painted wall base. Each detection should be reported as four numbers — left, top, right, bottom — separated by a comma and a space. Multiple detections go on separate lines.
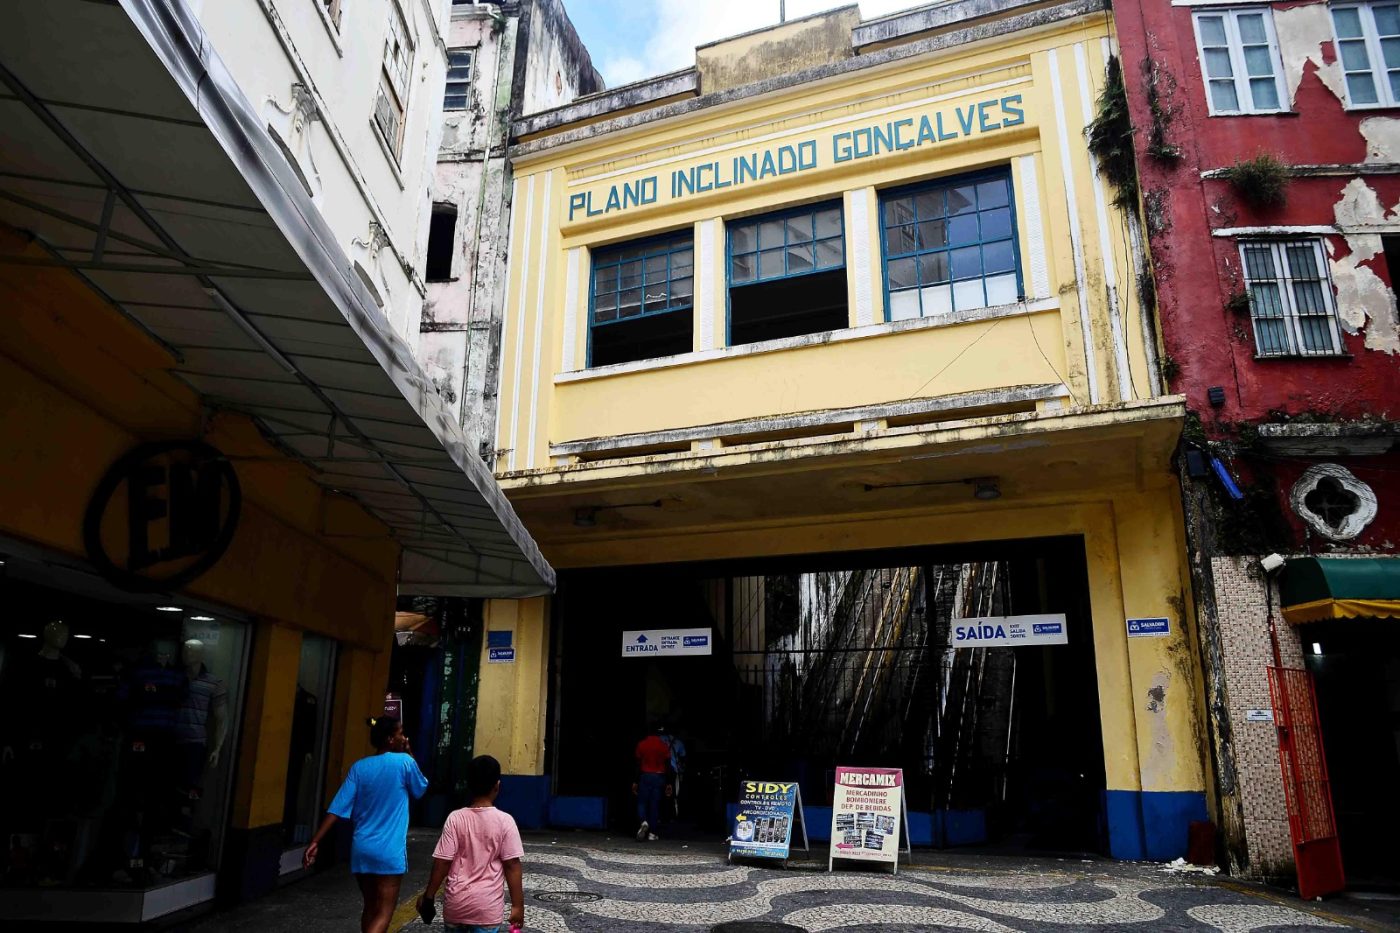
495, 775, 550, 829
1103, 790, 1208, 861
548, 796, 608, 829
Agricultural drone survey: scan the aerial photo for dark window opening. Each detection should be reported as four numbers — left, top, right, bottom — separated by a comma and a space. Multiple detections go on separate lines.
729, 270, 848, 345
426, 206, 457, 282
1304, 477, 1360, 532
729, 201, 846, 346
1383, 235, 1400, 294
590, 307, 693, 367
590, 232, 693, 367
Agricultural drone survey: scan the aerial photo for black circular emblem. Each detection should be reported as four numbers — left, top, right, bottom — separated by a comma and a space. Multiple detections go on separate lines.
82, 440, 242, 593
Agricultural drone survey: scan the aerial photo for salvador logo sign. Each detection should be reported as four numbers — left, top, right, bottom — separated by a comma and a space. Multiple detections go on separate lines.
83, 440, 242, 593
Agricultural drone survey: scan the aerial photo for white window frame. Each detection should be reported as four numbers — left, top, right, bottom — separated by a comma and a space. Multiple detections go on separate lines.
1192, 8, 1288, 115
1238, 239, 1345, 358
1330, 2, 1400, 108
319, 0, 342, 31
372, 2, 414, 164
444, 48, 474, 111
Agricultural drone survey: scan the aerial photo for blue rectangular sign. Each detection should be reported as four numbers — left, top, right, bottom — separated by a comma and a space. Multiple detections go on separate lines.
730, 781, 802, 860
1126, 617, 1171, 637
487, 630, 513, 649
487, 646, 516, 663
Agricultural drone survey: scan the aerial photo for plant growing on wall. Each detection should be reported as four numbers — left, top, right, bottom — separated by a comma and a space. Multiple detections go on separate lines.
1086, 56, 1139, 210
1225, 289, 1251, 315
1221, 154, 1289, 210
1141, 57, 1182, 161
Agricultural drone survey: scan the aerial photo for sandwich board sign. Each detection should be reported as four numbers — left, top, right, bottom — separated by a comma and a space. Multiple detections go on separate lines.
729, 780, 808, 861
828, 766, 911, 873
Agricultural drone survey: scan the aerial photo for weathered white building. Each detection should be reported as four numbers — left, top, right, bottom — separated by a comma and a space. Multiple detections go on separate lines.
419, 0, 602, 461
184, 0, 451, 342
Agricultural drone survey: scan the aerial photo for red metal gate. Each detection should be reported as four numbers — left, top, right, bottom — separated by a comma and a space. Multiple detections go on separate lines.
1267, 666, 1345, 900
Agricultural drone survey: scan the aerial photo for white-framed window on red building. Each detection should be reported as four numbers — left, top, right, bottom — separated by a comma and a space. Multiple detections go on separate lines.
1192, 8, 1287, 114
1330, 3, 1400, 108
1238, 239, 1345, 358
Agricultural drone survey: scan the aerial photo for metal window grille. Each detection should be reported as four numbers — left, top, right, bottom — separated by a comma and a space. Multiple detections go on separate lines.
1192, 9, 1286, 114
374, 77, 404, 158
879, 170, 1021, 321
1238, 239, 1343, 357
444, 49, 473, 110
589, 233, 694, 328
1331, 3, 1400, 107
320, 0, 343, 29
728, 201, 845, 286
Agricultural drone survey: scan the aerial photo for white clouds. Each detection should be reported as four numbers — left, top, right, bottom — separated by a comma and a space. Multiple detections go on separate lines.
596, 0, 934, 88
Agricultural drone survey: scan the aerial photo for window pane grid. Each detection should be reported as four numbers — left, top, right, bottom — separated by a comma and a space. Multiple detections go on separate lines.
1239, 240, 1343, 357
880, 172, 1020, 320
729, 203, 845, 285
1331, 3, 1400, 107
445, 50, 473, 110
591, 234, 694, 326
1194, 9, 1285, 114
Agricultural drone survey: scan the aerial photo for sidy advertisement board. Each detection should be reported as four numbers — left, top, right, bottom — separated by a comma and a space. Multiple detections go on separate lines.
729, 780, 808, 861
828, 766, 909, 872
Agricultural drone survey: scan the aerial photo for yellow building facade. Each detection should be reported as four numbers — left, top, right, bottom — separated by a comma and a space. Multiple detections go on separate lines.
477, 2, 1209, 860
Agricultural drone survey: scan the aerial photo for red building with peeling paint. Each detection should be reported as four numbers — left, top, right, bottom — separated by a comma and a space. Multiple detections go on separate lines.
1116, 0, 1400, 894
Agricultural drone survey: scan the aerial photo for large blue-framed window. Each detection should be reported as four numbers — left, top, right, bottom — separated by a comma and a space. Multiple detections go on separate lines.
880, 170, 1021, 321
589, 232, 693, 367
727, 201, 847, 346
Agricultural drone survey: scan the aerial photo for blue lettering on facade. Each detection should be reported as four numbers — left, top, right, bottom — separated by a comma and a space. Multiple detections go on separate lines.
578, 95, 1023, 219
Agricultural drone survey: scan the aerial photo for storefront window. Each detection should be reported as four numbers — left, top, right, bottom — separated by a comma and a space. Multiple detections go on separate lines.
283, 633, 337, 846
0, 572, 249, 891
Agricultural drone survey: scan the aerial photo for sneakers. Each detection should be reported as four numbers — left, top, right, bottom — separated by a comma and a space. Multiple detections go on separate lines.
646, 833, 659, 841
635, 821, 649, 841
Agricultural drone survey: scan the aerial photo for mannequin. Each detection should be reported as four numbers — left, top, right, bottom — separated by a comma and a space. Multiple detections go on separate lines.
175, 639, 227, 776
38, 620, 82, 679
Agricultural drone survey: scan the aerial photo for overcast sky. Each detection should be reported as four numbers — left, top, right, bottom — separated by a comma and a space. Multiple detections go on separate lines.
564, 1, 936, 88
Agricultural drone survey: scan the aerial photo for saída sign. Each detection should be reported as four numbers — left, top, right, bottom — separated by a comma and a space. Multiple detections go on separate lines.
83, 440, 242, 593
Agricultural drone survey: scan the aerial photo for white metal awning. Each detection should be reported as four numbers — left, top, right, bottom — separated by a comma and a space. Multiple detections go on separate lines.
0, 0, 553, 596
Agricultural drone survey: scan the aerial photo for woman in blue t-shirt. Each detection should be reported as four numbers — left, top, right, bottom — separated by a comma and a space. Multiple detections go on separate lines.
304, 716, 429, 933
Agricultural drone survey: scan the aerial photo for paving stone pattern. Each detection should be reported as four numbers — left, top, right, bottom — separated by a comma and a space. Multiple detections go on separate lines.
410, 842, 1366, 933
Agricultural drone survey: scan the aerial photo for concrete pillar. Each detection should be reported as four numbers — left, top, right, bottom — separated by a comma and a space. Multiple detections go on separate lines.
224, 622, 301, 901
474, 597, 552, 827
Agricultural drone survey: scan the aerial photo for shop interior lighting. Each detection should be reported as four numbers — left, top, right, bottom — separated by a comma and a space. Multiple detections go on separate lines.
18, 633, 37, 639
74, 634, 92, 639
189, 615, 216, 622
1312, 642, 1323, 655
156, 605, 183, 612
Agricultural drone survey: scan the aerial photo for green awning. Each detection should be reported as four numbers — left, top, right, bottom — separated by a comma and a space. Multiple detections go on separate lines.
1279, 557, 1400, 624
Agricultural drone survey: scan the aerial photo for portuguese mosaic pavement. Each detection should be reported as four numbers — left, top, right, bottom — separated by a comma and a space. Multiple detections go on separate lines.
412, 842, 1376, 932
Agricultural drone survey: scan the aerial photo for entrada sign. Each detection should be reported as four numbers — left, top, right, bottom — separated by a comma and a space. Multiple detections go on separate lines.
620, 628, 713, 657
567, 93, 1026, 221
83, 440, 242, 592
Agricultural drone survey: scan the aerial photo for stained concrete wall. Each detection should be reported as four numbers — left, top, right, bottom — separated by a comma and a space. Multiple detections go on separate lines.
422, 0, 603, 461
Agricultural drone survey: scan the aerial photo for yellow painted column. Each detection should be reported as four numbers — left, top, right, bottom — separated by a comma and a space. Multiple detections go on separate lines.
231, 622, 302, 831
474, 597, 551, 775
1113, 485, 1210, 860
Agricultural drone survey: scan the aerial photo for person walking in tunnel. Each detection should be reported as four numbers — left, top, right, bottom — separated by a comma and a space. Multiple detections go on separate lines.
303, 716, 428, 933
633, 723, 671, 841
416, 755, 525, 933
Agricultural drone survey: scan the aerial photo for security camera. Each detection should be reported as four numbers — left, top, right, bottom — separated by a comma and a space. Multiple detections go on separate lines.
1260, 553, 1285, 573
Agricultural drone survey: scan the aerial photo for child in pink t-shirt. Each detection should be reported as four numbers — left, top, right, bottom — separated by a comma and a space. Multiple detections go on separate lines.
418, 755, 525, 933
